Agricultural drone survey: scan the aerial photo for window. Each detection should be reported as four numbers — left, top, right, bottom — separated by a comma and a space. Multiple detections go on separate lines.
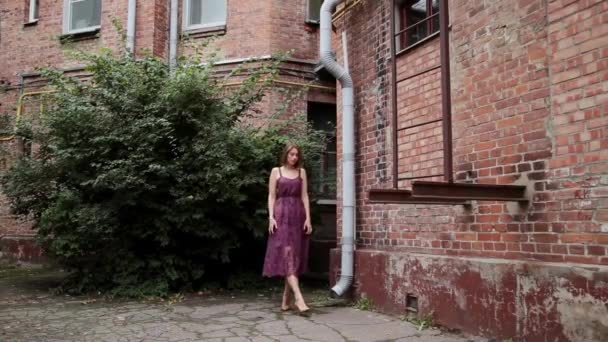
306, 0, 323, 24
63, 0, 101, 34
307, 102, 337, 198
28, 0, 40, 23
396, 0, 439, 51
183, 0, 227, 31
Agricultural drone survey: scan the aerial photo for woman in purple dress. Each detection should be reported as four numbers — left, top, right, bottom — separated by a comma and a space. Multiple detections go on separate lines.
263, 143, 312, 316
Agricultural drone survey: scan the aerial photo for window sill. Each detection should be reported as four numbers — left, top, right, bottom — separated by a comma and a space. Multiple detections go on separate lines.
23, 19, 39, 27
396, 31, 440, 57
60, 28, 101, 44
182, 25, 226, 39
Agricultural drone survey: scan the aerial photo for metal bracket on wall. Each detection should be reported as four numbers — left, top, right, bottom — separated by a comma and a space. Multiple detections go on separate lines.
411, 181, 528, 202
369, 181, 528, 205
368, 188, 468, 205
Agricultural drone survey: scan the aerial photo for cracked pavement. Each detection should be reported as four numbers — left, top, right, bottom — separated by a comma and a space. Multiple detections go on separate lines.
0, 268, 488, 341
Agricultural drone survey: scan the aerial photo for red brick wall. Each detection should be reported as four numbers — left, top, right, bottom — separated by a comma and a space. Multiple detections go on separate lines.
270, 0, 320, 61
0, 0, 144, 241
334, 0, 608, 266
180, 0, 319, 60
330, 0, 608, 338
396, 40, 443, 187
136, 0, 169, 58
0, 1, 334, 252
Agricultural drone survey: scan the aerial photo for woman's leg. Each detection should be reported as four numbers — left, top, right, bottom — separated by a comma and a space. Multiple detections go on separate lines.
281, 278, 292, 310
286, 274, 309, 311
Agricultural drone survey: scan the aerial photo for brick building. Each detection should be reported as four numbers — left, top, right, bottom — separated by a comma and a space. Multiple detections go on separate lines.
327, 0, 608, 341
0, 0, 337, 268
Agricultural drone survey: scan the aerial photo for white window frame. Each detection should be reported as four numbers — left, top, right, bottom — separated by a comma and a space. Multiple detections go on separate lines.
182, 0, 227, 32
28, 0, 40, 23
62, 0, 102, 35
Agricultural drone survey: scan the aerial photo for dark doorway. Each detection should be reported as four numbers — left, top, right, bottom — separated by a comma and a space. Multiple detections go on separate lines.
306, 101, 337, 277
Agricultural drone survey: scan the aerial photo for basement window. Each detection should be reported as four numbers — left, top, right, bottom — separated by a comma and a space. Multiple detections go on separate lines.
396, 0, 439, 52
306, 0, 324, 24
63, 0, 101, 34
183, 0, 227, 31
406, 294, 419, 312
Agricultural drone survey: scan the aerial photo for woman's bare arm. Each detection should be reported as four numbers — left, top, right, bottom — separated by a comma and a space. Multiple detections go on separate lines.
268, 168, 278, 234
301, 168, 312, 234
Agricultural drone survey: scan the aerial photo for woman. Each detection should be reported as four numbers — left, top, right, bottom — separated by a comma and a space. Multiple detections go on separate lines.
262, 143, 313, 316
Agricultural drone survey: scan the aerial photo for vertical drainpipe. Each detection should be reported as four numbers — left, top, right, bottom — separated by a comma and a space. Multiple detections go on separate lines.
126, 0, 137, 54
319, 0, 355, 298
169, 0, 179, 71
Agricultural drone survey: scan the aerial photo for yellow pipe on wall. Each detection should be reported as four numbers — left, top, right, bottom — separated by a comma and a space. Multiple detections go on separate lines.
0, 79, 334, 142
332, 0, 363, 23
0, 90, 55, 141
222, 79, 336, 91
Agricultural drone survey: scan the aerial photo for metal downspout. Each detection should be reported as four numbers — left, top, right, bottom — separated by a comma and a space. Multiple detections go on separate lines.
126, 0, 137, 53
169, 0, 178, 70
319, 0, 355, 298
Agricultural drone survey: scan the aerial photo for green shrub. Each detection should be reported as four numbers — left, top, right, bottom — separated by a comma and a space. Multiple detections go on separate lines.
1, 49, 328, 297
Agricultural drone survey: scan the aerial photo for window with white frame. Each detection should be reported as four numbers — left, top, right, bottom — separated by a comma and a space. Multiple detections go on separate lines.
28, 0, 40, 23
183, 0, 227, 31
63, 0, 101, 34
306, 0, 323, 24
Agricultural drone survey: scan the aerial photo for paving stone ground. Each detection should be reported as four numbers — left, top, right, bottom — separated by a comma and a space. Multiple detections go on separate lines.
0, 266, 489, 342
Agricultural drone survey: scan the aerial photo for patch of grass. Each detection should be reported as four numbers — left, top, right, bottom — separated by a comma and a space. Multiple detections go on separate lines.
309, 288, 332, 303
305, 288, 349, 308
353, 297, 374, 311
400, 312, 435, 331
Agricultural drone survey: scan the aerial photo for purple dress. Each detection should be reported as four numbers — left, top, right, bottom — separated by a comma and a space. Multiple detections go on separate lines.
262, 168, 309, 277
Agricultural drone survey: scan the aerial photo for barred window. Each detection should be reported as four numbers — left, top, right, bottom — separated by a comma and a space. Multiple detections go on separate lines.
396, 0, 439, 51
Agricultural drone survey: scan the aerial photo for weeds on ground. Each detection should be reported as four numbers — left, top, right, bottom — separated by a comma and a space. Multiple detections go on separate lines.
400, 312, 435, 331
353, 297, 374, 311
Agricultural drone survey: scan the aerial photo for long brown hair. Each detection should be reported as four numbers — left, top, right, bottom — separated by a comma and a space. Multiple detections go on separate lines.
280, 143, 303, 168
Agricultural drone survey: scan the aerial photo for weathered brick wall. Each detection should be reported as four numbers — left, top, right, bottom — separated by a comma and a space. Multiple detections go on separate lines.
136, 0, 169, 58
179, 0, 318, 60
335, 0, 608, 265
331, 0, 393, 246
544, 0, 608, 257
270, 0, 320, 61
0, 0, 138, 240
396, 40, 443, 187
0, 1, 335, 257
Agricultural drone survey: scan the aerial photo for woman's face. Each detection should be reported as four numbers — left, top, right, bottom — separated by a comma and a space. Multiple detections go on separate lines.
287, 148, 299, 167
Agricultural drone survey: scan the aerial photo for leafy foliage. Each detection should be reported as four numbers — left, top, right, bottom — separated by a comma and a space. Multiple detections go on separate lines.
400, 312, 436, 331
1, 49, 328, 297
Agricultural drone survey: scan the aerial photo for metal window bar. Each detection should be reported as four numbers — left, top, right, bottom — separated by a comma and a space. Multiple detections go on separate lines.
394, 12, 439, 38
397, 64, 441, 84
397, 118, 442, 132
398, 174, 444, 181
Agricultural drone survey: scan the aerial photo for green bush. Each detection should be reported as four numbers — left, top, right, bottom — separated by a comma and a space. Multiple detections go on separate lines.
1, 49, 328, 297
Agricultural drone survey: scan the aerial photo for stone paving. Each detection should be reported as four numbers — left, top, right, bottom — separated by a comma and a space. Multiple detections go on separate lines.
0, 267, 489, 342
